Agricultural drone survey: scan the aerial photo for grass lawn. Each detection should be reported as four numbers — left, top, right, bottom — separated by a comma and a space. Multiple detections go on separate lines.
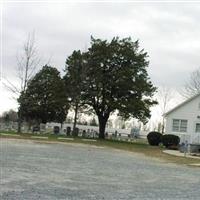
0, 130, 199, 166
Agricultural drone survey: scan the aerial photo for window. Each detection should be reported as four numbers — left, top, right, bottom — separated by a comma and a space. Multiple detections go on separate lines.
172, 119, 179, 132
196, 123, 200, 133
172, 119, 187, 132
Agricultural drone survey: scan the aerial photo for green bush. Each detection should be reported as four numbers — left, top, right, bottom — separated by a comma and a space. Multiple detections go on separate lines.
161, 134, 180, 148
147, 131, 162, 146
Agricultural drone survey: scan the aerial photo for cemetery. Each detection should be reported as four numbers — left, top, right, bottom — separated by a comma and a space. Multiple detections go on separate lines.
0, 121, 146, 142
2, 2, 200, 199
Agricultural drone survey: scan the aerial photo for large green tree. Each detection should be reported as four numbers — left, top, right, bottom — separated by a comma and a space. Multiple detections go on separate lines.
64, 50, 87, 134
82, 37, 157, 139
19, 65, 68, 125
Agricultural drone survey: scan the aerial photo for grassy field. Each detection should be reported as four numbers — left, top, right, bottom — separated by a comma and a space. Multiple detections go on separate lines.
1, 130, 200, 166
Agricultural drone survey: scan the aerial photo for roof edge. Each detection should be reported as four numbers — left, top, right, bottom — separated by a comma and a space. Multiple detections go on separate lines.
164, 93, 200, 117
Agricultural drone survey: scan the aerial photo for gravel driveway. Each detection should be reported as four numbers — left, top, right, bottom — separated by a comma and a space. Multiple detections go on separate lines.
1, 138, 200, 200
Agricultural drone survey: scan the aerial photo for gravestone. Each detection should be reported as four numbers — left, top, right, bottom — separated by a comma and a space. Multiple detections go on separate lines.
66, 126, 71, 136
73, 127, 79, 137
32, 126, 40, 133
53, 126, 60, 134
131, 128, 140, 138
82, 130, 86, 137
40, 123, 46, 133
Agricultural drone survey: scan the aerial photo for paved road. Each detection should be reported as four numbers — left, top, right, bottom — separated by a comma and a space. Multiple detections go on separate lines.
1, 138, 200, 200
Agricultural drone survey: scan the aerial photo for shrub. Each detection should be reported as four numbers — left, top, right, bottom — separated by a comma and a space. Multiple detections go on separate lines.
161, 134, 180, 148
147, 131, 162, 146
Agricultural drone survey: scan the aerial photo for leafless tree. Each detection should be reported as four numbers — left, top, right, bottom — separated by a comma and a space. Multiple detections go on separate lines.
157, 87, 174, 133
182, 68, 200, 99
3, 33, 40, 132
5, 33, 40, 95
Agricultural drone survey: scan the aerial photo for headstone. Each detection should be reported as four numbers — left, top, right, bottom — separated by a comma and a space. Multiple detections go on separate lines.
40, 123, 46, 132
95, 131, 99, 138
131, 128, 140, 138
87, 129, 90, 138
32, 126, 40, 133
66, 126, 71, 136
53, 126, 60, 134
82, 130, 86, 137
73, 127, 79, 137
114, 131, 118, 138
105, 132, 108, 138
112, 133, 115, 139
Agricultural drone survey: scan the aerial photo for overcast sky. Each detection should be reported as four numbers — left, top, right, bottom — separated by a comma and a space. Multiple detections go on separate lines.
1, 1, 200, 117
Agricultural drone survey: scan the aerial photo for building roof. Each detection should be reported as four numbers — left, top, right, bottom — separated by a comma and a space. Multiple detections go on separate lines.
164, 93, 200, 116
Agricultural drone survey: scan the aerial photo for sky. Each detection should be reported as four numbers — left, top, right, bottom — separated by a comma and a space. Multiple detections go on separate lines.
1, 1, 200, 124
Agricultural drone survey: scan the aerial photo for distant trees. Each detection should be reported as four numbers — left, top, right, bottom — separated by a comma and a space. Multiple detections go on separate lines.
157, 87, 174, 133
4, 33, 40, 132
182, 67, 200, 98
89, 117, 98, 126
0, 109, 18, 124
12, 35, 156, 139
19, 65, 68, 125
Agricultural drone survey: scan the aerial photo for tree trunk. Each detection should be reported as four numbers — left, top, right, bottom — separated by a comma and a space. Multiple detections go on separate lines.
73, 102, 78, 136
61, 123, 63, 129
161, 116, 165, 134
17, 120, 21, 133
17, 108, 22, 133
28, 119, 32, 131
98, 116, 108, 139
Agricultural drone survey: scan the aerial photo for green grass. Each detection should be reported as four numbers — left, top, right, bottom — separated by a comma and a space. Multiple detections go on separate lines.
0, 130, 19, 134
1, 130, 200, 166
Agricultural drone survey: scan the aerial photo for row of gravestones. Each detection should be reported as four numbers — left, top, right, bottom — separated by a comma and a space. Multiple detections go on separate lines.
31, 125, 135, 139
31, 125, 98, 138
63, 127, 99, 138
31, 125, 68, 134
1, 122, 133, 140
0, 122, 18, 131
32, 125, 107, 138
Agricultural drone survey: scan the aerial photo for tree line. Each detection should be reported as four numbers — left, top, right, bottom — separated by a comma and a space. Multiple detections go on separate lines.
15, 36, 157, 139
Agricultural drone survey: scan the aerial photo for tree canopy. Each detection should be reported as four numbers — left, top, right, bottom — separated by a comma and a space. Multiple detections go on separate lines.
19, 65, 68, 124
182, 67, 200, 98
65, 36, 157, 138
17, 36, 157, 139
64, 50, 87, 133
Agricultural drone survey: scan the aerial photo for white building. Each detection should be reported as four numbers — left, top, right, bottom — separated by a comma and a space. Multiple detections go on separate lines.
164, 93, 200, 144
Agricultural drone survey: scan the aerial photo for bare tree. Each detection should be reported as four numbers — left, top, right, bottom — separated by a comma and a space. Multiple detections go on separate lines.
182, 68, 200, 99
4, 33, 40, 132
157, 87, 174, 133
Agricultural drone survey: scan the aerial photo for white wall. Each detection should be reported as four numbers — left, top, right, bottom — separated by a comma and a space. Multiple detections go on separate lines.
165, 95, 200, 142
